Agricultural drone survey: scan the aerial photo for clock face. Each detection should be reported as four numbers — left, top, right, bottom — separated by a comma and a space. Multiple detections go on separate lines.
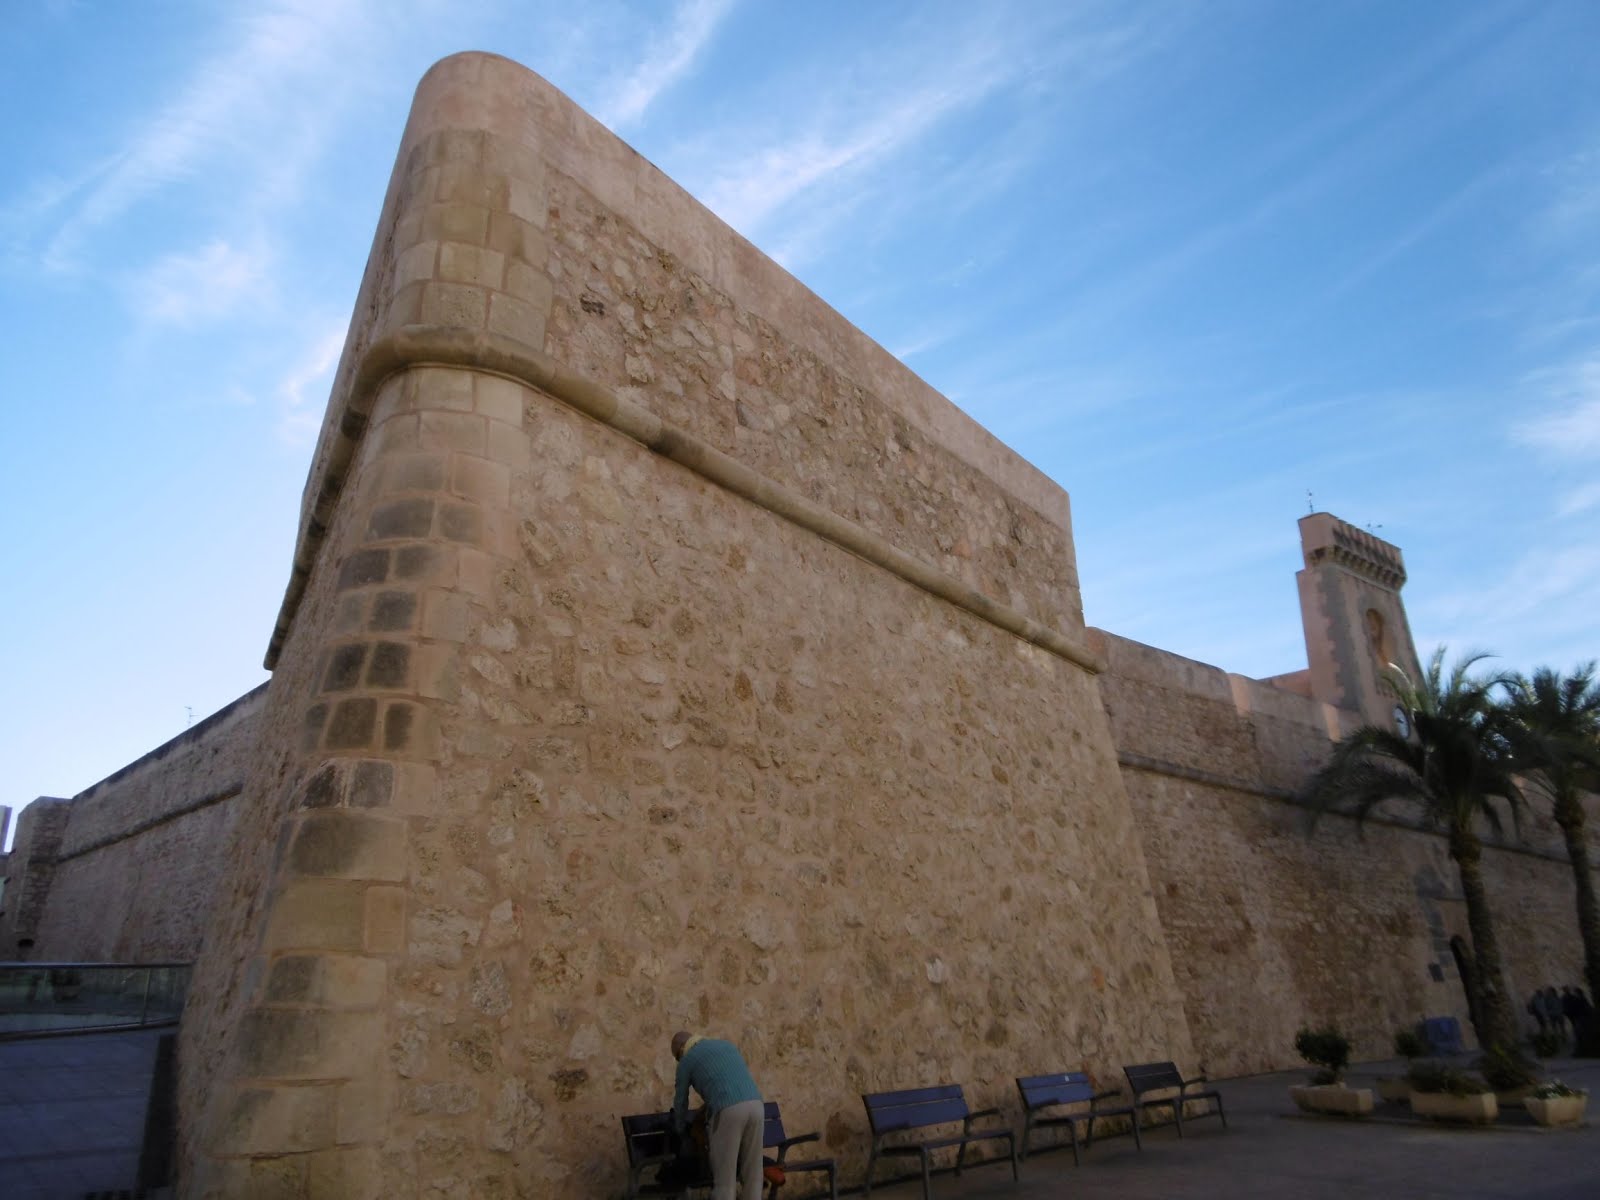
1393, 705, 1410, 738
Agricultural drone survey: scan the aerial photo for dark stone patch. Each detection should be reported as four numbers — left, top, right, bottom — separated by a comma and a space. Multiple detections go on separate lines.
366, 642, 411, 688
394, 545, 436, 580
438, 502, 483, 544
350, 761, 395, 809
322, 644, 369, 692
301, 765, 344, 809
579, 295, 605, 315
338, 549, 389, 590
326, 699, 378, 749
370, 591, 417, 632
550, 1067, 589, 1101
384, 703, 415, 751
300, 705, 329, 752
264, 956, 317, 1003
289, 812, 370, 876
367, 498, 435, 541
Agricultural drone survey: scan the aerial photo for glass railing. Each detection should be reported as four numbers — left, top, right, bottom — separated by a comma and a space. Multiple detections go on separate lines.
0, 962, 190, 1036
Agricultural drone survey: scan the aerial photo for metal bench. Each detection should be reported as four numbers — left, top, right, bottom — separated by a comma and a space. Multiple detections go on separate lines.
861, 1084, 1017, 1199
761, 1100, 837, 1199
1014, 1070, 1141, 1161
623, 1104, 836, 1199
1422, 1015, 1466, 1055
621, 1110, 706, 1198
1122, 1061, 1226, 1140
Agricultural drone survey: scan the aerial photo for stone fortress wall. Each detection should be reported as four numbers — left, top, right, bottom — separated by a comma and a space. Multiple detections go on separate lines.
1093, 630, 1588, 1078
3, 49, 1596, 1200
0, 685, 265, 962
173, 52, 1190, 1197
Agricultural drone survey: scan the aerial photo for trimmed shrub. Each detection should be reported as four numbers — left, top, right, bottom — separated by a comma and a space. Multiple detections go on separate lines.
1393, 1028, 1425, 1060
1295, 1026, 1352, 1084
1407, 1060, 1489, 1097
1475, 1044, 1539, 1092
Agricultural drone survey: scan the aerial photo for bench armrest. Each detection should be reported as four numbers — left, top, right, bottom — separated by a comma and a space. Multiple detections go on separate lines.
773, 1131, 820, 1163
964, 1106, 1004, 1129
1090, 1088, 1123, 1105
1181, 1076, 1209, 1090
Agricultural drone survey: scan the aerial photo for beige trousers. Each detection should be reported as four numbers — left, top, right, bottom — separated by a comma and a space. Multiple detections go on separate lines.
708, 1097, 765, 1200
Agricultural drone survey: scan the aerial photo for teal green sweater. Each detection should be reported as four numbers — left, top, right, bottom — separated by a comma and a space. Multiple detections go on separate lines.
673, 1038, 762, 1125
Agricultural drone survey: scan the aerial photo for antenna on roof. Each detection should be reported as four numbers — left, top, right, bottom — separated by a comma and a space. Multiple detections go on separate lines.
185, 706, 194, 729
1306, 490, 1314, 514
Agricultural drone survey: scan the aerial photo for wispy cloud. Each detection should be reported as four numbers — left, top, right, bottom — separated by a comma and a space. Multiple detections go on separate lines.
130, 239, 272, 327
11, 0, 375, 274
1516, 356, 1600, 458
276, 325, 348, 445
597, 0, 737, 130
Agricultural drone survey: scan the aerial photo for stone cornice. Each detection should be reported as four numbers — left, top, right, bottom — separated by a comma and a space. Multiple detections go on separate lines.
265, 324, 1105, 676
1304, 517, 1407, 589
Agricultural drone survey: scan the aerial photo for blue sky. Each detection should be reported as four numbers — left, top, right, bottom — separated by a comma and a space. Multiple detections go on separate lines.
3, 0, 1599, 838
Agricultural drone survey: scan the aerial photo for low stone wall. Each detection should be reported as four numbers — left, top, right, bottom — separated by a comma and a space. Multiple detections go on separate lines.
19, 686, 266, 962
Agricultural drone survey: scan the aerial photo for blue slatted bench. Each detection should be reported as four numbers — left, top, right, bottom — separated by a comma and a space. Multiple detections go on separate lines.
623, 1104, 836, 1199
1014, 1071, 1141, 1162
1422, 1016, 1466, 1055
1122, 1061, 1226, 1140
861, 1084, 1017, 1199
761, 1101, 837, 1199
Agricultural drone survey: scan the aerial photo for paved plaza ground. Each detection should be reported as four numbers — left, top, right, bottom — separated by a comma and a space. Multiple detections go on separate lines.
2, 1029, 1598, 1198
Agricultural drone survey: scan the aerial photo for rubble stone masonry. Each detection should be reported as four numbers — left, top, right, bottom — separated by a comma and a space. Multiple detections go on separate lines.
177, 53, 1188, 1198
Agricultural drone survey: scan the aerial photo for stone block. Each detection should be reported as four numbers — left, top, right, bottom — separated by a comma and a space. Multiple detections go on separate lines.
366, 498, 436, 541
365, 641, 411, 689
237, 1007, 384, 1079
309, 1145, 383, 1199
435, 164, 510, 210
438, 241, 505, 289
214, 1083, 336, 1155
474, 376, 524, 427
349, 760, 395, 809
485, 211, 547, 266
421, 281, 488, 329
455, 547, 498, 601
365, 885, 407, 954
324, 699, 378, 750
382, 454, 448, 495
436, 501, 484, 545
333, 593, 366, 634
265, 879, 368, 952
335, 1080, 387, 1145
390, 761, 440, 814
264, 953, 387, 1010
368, 590, 417, 632
504, 259, 554, 309
507, 176, 546, 227
321, 643, 369, 693
486, 291, 545, 346
288, 811, 407, 882
337, 549, 389, 591
419, 202, 489, 246
395, 240, 438, 291
422, 590, 472, 643
419, 410, 488, 457
300, 764, 344, 810
394, 544, 447, 585
300, 704, 329, 753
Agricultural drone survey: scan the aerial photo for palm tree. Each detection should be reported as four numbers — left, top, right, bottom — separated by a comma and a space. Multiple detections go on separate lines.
1301, 648, 1524, 1054
1500, 664, 1600, 1034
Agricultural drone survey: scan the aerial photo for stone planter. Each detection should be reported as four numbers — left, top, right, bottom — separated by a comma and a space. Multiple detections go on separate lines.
1376, 1078, 1411, 1104
1290, 1083, 1374, 1117
1525, 1095, 1587, 1127
1411, 1091, 1498, 1124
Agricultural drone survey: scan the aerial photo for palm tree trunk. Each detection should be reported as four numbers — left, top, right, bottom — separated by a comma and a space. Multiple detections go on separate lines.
1449, 822, 1519, 1050
1553, 783, 1600, 1016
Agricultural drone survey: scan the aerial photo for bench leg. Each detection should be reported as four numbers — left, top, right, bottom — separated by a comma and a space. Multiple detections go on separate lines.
1131, 1106, 1143, 1151
956, 1136, 967, 1176
1008, 1133, 1019, 1181
828, 1163, 838, 1200
1217, 1096, 1228, 1129
1019, 1111, 1033, 1162
1176, 1099, 1185, 1139
864, 1142, 878, 1197
920, 1148, 934, 1200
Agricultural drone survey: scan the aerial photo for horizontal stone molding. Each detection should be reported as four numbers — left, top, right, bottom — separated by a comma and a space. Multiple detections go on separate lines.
1116, 751, 1569, 866
266, 324, 1104, 676
50, 784, 244, 867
